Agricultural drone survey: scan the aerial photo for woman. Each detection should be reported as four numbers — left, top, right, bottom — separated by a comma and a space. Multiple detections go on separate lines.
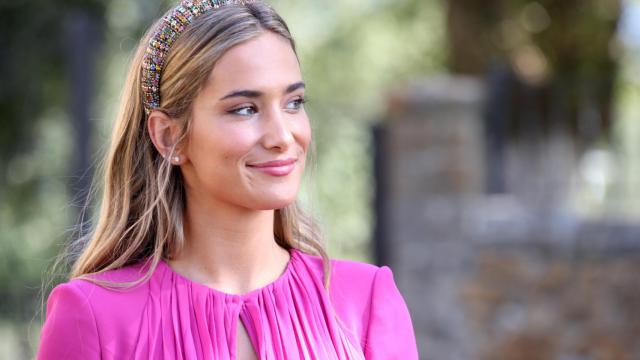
37, 1, 418, 359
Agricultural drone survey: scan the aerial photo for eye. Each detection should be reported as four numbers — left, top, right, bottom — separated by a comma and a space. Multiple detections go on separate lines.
228, 105, 257, 116
285, 96, 307, 111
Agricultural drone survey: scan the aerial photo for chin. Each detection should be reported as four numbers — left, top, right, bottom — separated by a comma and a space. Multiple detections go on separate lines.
252, 194, 298, 210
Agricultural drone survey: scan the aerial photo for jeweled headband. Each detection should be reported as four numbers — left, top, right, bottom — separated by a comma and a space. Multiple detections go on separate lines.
141, 0, 254, 115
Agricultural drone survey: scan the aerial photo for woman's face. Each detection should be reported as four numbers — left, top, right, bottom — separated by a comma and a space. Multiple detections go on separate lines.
180, 31, 310, 211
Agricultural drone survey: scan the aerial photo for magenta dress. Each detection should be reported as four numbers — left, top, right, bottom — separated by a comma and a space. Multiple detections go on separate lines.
37, 248, 418, 359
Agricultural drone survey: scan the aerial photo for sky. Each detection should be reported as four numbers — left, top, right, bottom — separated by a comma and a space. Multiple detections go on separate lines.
619, 0, 640, 48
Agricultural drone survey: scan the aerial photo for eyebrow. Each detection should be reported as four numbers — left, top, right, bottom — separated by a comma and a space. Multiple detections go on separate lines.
219, 81, 305, 101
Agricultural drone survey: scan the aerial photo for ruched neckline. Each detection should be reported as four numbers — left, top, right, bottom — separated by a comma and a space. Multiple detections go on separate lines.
138, 246, 367, 359
157, 247, 298, 302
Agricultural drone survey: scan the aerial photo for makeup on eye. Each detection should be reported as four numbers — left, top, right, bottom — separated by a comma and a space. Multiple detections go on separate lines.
228, 105, 258, 116
285, 96, 307, 110
226, 95, 307, 116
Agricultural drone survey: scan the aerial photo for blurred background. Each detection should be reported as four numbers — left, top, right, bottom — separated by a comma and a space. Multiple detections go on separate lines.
1, 0, 639, 358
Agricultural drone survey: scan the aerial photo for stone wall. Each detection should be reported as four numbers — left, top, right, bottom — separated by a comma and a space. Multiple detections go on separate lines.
373, 76, 640, 360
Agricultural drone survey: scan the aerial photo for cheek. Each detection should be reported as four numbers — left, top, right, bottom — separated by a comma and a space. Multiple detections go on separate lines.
188, 126, 257, 165
295, 117, 312, 151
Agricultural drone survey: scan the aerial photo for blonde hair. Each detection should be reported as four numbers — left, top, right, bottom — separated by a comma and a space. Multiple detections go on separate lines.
67, 2, 331, 289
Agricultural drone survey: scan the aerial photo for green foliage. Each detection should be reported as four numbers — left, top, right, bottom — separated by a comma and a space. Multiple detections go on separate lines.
446, 0, 620, 145
0, 1, 107, 357
0, 0, 107, 318
271, 0, 444, 259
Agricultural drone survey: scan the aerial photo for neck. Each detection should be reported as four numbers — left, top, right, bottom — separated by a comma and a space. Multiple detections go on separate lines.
168, 192, 291, 295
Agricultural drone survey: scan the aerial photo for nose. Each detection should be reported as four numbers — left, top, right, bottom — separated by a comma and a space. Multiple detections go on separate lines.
262, 106, 295, 151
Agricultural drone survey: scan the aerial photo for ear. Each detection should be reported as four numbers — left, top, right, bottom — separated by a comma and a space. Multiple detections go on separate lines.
147, 110, 186, 165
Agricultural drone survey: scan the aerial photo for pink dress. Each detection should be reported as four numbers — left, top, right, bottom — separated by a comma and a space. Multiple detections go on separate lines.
37, 248, 418, 359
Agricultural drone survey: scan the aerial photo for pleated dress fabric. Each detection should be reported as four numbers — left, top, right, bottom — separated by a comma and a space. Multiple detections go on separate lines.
37, 248, 419, 359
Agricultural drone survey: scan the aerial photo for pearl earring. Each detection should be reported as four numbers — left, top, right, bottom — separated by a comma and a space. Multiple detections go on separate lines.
172, 155, 180, 163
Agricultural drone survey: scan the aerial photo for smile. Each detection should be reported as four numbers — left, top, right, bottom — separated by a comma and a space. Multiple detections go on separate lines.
247, 158, 297, 177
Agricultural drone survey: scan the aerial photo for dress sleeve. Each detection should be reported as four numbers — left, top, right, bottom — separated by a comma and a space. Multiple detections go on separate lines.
363, 266, 419, 360
37, 282, 101, 359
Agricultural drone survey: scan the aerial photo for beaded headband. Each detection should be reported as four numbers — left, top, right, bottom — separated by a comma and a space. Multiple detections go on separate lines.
141, 0, 254, 115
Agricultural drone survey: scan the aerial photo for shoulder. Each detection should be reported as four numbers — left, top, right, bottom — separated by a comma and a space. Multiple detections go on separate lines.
293, 249, 382, 297
294, 249, 399, 343
38, 261, 156, 359
293, 249, 416, 357
293, 248, 380, 280
38, 279, 102, 359
48, 262, 152, 317
59, 261, 152, 308
293, 248, 394, 297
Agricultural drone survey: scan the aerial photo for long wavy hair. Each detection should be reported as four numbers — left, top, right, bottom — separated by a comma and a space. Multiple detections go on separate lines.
65, 1, 331, 290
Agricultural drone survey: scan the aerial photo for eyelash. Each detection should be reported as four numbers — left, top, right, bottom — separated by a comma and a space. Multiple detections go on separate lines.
228, 97, 308, 116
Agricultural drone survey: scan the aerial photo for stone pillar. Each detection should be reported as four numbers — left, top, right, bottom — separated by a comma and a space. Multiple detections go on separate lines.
373, 75, 485, 359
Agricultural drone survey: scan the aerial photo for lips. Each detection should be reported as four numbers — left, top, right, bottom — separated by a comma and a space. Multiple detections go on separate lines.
248, 158, 297, 168
247, 158, 297, 176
